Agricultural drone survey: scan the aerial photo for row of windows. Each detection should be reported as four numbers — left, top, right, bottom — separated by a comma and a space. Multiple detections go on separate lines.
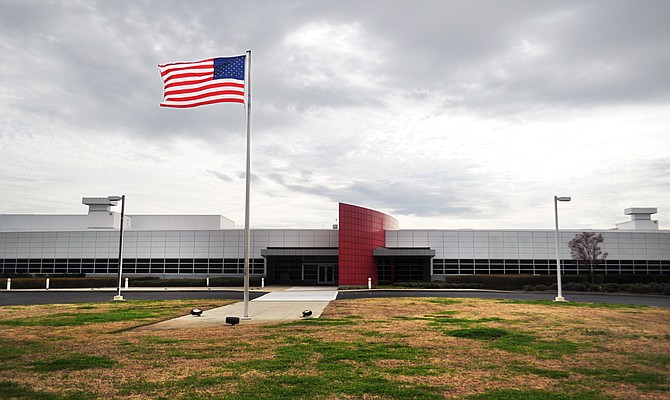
2, 257, 668, 276
432, 259, 670, 275
0, 258, 265, 275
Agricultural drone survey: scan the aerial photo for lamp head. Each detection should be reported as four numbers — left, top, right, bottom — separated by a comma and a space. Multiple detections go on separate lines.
555, 196, 571, 202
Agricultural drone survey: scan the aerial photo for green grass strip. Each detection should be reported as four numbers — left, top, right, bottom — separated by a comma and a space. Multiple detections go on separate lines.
0, 304, 178, 327
491, 332, 579, 359
575, 367, 669, 391
229, 372, 445, 400
427, 298, 463, 305
32, 354, 117, 372
633, 353, 670, 367
0, 380, 95, 399
447, 327, 510, 340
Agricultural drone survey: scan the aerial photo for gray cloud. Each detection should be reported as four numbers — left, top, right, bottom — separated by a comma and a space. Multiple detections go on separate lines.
1, 0, 668, 229
264, 170, 490, 219
207, 170, 234, 182
4, 1, 668, 136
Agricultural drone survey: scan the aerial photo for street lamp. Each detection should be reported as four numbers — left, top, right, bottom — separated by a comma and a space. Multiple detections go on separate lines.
108, 195, 126, 301
554, 195, 571, 302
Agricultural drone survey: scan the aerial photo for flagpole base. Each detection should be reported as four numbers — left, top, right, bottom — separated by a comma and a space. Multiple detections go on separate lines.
553, 296, 566, 302
112, 295, 125, 301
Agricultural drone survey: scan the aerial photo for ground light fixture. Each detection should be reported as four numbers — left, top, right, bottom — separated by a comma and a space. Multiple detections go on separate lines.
302, 310, 313, 318
225, 316, 240, 326
554, 195, 571, 302
108, 195, 126, 301
191, 308, 203, 317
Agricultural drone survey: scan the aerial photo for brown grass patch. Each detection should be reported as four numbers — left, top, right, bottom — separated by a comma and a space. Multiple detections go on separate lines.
0, 297, 668, 399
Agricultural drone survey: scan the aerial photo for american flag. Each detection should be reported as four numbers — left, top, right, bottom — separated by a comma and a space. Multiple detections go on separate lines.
158, 55, 246, 108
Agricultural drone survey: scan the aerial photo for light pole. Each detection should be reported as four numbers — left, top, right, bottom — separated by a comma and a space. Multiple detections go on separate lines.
109, 195, 126, 301
554, 195, 571, 302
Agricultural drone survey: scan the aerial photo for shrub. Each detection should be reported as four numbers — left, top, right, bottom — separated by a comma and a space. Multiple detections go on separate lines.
0, 273, 31, 278
644, 283, 670, 295
601, 283, 626, 293
563, 283, 587, 292
587, 284, 602, 292
620, 282, 670, 294
131, 278, 206, 287
51, 278, 117, 288
4, 278, 47, 289
390, 275, 670, 292
593, 274, 670, 284
209, 277, 262, 287
34, 273, 86, 278
627, 283, 648, 294
128, 276, 160, 282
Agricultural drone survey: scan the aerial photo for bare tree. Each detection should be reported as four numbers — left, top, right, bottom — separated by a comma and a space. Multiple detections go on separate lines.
568, 232, 608, 283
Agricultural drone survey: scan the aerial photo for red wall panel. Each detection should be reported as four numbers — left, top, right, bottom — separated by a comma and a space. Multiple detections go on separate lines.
338, 203, 398, 285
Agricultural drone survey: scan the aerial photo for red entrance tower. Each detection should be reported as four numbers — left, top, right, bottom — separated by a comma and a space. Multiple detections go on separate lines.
338, 203, 399, 285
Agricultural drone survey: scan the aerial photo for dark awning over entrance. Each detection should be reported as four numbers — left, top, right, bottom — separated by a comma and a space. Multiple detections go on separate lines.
373, 247, 435, 257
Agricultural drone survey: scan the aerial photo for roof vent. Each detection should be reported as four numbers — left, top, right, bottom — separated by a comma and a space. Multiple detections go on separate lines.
616, 207, 658, 230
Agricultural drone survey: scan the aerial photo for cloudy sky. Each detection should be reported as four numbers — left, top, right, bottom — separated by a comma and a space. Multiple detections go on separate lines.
1, 0, 669, 230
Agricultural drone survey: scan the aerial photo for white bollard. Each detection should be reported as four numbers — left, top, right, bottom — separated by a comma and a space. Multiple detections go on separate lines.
46, 278, 50, 290
368, 277, 372, 289
6, 278, 11, 291
261, 277, 265, 288
124, 277, 129, 289
206, 277, 210, 287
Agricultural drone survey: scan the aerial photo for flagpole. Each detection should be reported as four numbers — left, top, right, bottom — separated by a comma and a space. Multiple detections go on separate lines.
242, 50, 252, 319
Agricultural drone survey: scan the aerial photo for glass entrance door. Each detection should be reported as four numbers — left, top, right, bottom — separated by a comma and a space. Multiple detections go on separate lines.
317, 264, 335, 284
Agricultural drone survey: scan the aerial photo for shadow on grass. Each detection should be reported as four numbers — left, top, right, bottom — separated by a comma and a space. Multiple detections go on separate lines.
445, 327, 579, 359
0, 380, 95, 400
32, 354, 117, 372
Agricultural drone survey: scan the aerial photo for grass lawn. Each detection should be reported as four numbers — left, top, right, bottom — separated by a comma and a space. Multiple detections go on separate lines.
0, 297, 668, 399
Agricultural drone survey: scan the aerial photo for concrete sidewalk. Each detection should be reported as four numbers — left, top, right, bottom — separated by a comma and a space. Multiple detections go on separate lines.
136, 287, 338, 330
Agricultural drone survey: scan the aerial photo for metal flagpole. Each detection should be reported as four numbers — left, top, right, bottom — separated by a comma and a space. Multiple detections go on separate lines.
242, 50, 252, 319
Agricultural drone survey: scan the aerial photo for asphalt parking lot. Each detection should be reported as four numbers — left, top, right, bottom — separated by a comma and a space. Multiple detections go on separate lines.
1, 288, 668, 308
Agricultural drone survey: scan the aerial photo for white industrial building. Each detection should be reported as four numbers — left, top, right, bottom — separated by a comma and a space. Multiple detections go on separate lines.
0, 199, 667, 285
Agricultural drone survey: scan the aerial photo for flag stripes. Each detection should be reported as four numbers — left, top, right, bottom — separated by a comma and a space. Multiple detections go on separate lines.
158, 57, 245, 108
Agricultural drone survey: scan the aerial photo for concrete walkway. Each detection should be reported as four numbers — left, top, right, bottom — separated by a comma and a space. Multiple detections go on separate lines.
136, 286, 338, 330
